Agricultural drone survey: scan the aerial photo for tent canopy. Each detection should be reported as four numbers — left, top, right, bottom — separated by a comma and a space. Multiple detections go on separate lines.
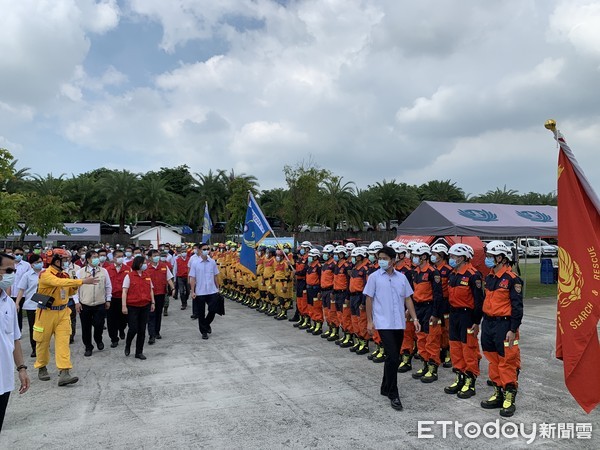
397, 201, 557, 237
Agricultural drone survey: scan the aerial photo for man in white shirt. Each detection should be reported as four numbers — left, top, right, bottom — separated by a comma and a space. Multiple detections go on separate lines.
189, 244, 220, 340
364, 246, 420, 411
9, 247, 31, 331
15, 254, 45, 357
0, 253, 30, 433
75, 251, 112, 357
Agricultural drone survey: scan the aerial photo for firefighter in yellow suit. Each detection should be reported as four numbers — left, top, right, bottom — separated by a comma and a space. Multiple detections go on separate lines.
34, 248, 97, 386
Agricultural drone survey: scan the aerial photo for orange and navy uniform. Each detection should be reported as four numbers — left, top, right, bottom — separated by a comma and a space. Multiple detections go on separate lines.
447, 263, 484, 376
306, 259, 322, 321
481, 265, 523, 388
349, 259, 369, 338
320, 258, 336, 325
412, 263, 444, 365
332, 258, 350, 328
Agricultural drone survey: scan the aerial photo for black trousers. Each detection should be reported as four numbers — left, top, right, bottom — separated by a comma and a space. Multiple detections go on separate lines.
0, 391, 9, 433
69, 304, 77, 339
195, 294, 217, 335
12, 298, 24, 331
177, 277, 190, 306
126, 304, 150, 355
107, 298, 128, 343
80, 304, 107, 350
378, 329, 405, 399
26, 309, 36, 353
148, 294, 166, 337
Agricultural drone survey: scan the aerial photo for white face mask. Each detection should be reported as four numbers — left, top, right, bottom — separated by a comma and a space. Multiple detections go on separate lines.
0, 273, 15, 290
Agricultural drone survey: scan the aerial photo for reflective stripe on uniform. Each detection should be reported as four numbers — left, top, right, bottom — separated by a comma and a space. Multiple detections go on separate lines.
33, 325, 44, 333
504, 339, 519, 346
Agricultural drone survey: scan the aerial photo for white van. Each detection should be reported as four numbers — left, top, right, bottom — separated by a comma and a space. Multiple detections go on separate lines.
517, 238, 557, 257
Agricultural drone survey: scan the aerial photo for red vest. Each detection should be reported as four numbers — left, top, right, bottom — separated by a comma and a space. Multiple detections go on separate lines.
176, 257, 189, 278
106, 264, 131, 298
146, 262, 169, 295
126, 271, 152, 307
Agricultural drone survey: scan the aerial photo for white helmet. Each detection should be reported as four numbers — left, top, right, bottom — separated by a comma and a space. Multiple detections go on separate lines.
406, 241, 419, 252
412, 243, 431, 255
367, 241, 383, 254
345, 242, 356, 251
334, 245, 348, 255
486, 241, 512, 261
301, 240, 313, 248
386, 240, 397, 247
449, 244, 471, 258
465, 245, 475, 259
322, 244, 335, 254
431, 243, 449, 255
308, 248, 321, 257
351, 247, 367, 258
392, 241, 408, 254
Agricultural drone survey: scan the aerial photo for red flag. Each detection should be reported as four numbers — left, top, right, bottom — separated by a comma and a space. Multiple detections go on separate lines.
554, 125, 600, 413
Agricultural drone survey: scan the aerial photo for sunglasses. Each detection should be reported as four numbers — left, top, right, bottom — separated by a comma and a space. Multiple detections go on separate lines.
0, 267, 16, 274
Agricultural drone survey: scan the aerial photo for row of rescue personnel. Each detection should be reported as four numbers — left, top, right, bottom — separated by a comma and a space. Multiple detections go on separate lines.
214, 239, 523, 418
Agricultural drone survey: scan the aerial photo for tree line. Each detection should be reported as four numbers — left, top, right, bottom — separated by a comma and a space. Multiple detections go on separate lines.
0, 149, 556, 241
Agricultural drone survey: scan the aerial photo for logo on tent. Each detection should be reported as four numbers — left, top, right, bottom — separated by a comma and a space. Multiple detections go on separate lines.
515, 210, 554, 223
457, 209, 498, 222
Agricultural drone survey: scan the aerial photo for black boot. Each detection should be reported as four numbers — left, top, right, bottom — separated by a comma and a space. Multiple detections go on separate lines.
289, 309, 300, 322
499, 384, 517, 417
444, 371, 465, 394
481, 383, 504, 409
412, 360, 428, 379
398, 352, 413, 373
420, 362, 439, 383
457, 373, 476, 398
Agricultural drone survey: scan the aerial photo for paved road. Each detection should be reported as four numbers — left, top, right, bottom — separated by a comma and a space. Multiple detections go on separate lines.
2, 297, 598, 449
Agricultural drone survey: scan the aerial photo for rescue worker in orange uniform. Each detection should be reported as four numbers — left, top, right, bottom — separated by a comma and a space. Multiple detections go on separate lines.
348, 247, 370, 354
332, 246, 352, 347
273, 249, 292, 319
292, 242, 310, 327
319, 245, 337, 339
409, 243, 444, 383
366, 241, 385, 362
431, 243, 453, 369
34, 249, 98, 385
480, 241, 523, 417
444, 244, 484, 399
304, 248, 322, 334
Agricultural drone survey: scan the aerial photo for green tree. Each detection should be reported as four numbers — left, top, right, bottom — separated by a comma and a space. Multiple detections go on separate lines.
473, 185, 520, 204
27, 173, 67, 197
100, 170, 140, 233
0, 192, 21, 238
63, 174, 104, 221
355, 187, 387, 230
419, 179, 466, 202
259, 188, 288, 222
519, 191, 557, 206
318, 177, 356, 230
224, 178, 259, 233
13, 193, 74, 243
138, 174, 180, 226
3, 158, 30, 193
372, 180, 420, 228
0, 148, 15, 187
187, 169, 229, 229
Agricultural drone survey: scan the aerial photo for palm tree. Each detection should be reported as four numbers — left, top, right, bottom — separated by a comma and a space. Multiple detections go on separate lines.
186, 170, 229, 227
318, 177, 356, 230
3, 159, 30, 193
138, 174, 179, 226
474, 185, 520, 204
260, 188, 288, 220
63, 174, 104, 221
519, 191, 557, 206
27, 173, 66, 197
372, 179, 420, 228
419, 179, 466, 202
355, 187, 387, 229
100, 170, 140, 233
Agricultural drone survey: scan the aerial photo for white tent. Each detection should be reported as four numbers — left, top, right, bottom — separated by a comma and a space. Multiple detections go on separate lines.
130, 226, 182, 248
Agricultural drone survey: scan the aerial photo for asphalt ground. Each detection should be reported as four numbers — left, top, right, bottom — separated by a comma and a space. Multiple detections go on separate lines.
2, 296, 599, 449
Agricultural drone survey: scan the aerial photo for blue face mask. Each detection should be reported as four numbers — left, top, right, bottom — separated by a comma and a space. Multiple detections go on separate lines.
412, 256, 421, 266
33, 262, 44, 271
485, 256, 496, 268
141, 264, 148, 271
378, 259, 389, 270
333, 255, 339, 262
430, 255, 438, 264
308, 256, 313, 264
449, 258, 458, 268
322, 253, 329, 261
368, 254, 376, 263
351, 257, 356, 264
152, 256, 160, 263
90, 258, 100, 267
299, 249, 305, 255
14, 255, 23, 262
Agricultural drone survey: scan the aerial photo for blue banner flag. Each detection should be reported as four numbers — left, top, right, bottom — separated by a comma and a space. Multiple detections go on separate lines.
240, 193, 272, 274
201, 202, 212, 244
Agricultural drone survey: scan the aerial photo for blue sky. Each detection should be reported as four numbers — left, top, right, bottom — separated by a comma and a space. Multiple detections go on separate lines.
2, 0, 600, 196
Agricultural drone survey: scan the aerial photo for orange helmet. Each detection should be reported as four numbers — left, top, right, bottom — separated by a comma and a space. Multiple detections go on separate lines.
50, 248, 71, 259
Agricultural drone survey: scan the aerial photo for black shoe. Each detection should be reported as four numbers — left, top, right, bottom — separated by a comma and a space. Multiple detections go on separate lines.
97, 342, 104, 351
135, 353, 147, 360
119, 331, 125, 340
124, 345, 131, 356
390, 397, 403, 411
156, 334, 162, 339
288, 313, 300, 322
148, 336, 156, 345
30, 350, 36, 358
84, 349, 93, 357
110, 341, 118, 348
207, 326, 212, 334
69, 336, 74, 344
191, 315, 198, 319
380, 389, 389, 397
181, 305, 187, 310
202, 334, 209, 340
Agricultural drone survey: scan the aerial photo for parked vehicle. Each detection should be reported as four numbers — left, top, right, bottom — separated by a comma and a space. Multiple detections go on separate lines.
265, 216, 287, 232
379, 220, 399, 232
298, 223, 331, 232
212, 222, 227, 234
132, 221, 182, 235
75, 220, 121, 235
336, 221, 375, 232
517, 238, 557, 257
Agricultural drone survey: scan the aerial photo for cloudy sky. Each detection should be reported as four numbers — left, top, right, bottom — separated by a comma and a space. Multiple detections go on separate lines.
2, 0, 600, 197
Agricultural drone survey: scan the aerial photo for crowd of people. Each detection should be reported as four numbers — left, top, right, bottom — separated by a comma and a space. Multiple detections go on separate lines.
0, 236, 523, 431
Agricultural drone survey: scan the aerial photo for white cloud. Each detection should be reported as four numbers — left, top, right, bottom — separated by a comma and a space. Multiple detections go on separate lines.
549, 1, 600, 58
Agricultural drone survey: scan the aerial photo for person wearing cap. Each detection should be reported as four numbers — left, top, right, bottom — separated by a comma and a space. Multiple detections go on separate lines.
480, 241, 523, 417
33, 249, 98, 385
364, 246, 419, 411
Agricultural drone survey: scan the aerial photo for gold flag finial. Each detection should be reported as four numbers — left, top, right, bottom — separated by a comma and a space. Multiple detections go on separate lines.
545, 119, 557, 132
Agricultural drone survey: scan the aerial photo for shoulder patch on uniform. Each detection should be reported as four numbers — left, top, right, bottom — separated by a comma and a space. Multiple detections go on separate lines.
514, 284, 522, 293
475, 279, 482, 289
434, 275, 441, 283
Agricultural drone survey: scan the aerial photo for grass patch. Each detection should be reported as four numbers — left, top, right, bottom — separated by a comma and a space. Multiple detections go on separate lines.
517, 260, 557, 299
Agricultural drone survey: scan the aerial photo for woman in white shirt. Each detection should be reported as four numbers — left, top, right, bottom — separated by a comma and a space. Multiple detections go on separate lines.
15, 254, 44, 358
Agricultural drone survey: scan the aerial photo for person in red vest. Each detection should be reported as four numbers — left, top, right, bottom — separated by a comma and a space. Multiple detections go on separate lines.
174, 249, 190, 310
105, 249, 131, 348
145, 250, 175, 344
121, 256, 155, 360
409, 243, 444, 383
480, 241, 523, 417
348, 247, 370, 354
444, 244, 484, 399
430, 243, 453, 369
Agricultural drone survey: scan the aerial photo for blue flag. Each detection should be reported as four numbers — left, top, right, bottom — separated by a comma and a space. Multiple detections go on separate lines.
201, 202, 212, 244
240, 193, 272, 274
